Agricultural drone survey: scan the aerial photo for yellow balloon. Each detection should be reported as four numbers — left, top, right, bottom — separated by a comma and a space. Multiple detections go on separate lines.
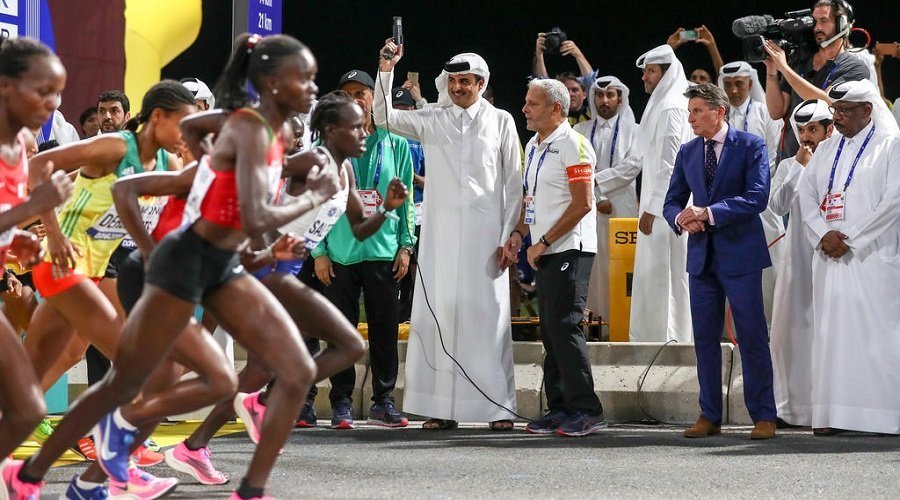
124, 0, 202, 116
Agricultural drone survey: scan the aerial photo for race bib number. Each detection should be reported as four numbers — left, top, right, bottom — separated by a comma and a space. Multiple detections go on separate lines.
823, 191, 845, 222
303, 199, 346, 251
524, 195, 536, 225
182, 157, 216, 227
358, 189, 383, 218
86, 196, 167, 242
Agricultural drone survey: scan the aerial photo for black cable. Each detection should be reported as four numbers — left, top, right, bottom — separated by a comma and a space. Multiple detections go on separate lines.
635, 339, 682, 425
376, 57, 530, 422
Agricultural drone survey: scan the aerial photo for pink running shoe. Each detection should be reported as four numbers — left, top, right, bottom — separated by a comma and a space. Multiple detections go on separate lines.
228, 492, 275, 500
0, 459, 43, 500
164, 441, 229, 485
233, 391, 266, 445
109, 465, 178, 500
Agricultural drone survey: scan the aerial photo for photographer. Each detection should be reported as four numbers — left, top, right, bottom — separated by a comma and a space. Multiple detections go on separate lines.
763, 0, 868, 157
533, 31, 596, 124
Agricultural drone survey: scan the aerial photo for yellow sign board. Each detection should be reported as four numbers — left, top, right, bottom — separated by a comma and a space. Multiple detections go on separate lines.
608, 218, 638, 342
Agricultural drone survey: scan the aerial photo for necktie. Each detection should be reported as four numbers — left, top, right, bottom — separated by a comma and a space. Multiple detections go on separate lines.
705, 139, 717, 195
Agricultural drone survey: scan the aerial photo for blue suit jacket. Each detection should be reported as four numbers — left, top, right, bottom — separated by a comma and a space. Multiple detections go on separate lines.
663, 126, 772, 276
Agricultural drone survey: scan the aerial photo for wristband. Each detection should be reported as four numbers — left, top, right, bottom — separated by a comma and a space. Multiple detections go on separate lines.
539, 235, 551, 247
377, 204, 400, 221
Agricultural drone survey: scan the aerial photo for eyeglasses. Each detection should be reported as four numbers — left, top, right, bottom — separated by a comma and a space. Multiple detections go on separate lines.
828, 103, 867, 117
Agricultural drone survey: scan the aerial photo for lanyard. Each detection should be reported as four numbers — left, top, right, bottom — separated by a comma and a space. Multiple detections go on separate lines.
355, 141, 383, 189
523, 141, 553, 196
819, 62, 840, 90
590, 117, 620, 168
826, 123, 876, 194
741, 100, 752, 132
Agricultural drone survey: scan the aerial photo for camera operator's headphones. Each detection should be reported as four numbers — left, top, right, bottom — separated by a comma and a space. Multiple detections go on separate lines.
830, 0, 855, 38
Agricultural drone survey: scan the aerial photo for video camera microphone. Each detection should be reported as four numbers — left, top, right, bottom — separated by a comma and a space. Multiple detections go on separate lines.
732, 15, 775, 38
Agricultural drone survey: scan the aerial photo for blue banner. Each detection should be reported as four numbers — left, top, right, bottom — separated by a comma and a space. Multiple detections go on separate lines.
247, 0, 282, 35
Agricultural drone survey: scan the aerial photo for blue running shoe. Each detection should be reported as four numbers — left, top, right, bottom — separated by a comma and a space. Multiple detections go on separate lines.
556, 411, 608, 437
330, 399, 354, 429
92, 412, 137, 483
524, 409, 568, 435
65, 474, 109, 499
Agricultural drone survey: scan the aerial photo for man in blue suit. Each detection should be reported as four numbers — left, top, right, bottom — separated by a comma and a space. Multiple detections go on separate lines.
663, 83, 777, 440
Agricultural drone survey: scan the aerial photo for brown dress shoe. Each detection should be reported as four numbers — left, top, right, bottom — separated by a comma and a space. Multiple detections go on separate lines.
684, 416, 721, 438
750, 420, 777, 440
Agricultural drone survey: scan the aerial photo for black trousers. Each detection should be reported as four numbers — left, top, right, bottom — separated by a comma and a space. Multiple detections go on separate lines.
303, 259, 400, 405
535, 250, 602, 415
86, 346, 111, 386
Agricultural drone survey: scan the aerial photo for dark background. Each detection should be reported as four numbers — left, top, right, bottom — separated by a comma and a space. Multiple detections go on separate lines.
163, 0, 900, 135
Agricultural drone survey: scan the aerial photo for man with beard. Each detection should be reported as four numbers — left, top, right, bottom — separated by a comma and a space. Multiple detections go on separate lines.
763, 0, 868, 158
97, 90, 131, 134
629, 45, 693, 343
798, 80, 900, 435
573, 76, 639, 321
374, 39, 523, 431
768, 99, 833, 428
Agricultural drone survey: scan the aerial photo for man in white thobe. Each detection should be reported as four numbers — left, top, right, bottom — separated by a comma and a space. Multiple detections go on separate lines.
629, 45, 693, 342
768, 99, 833, 427
573, 76, 639, 321
799, 80, 900, 435
718, 61, 786, 329
373, 40, 523, 427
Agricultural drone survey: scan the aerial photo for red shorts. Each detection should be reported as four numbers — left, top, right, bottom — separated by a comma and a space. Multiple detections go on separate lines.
32, 261, 100, 298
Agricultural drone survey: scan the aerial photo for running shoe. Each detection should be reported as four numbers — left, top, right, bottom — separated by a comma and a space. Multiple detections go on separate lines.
295, 401, 317, 428
31, 418, 55, 445
556, 411, 608, 437
367, 400, 408, 428
524, 409, 568, 435
1, 458, 43, 500
71, 436, 97, 462
330, 399, 353, 430
227, 492, 275, 500
131, 445, 163, 468
142, 438, 160, 453
64, 474, 108, 499
233, 391, 266, 445
93, 412, 138, 483
108, 466, 178, 500
164, 442, 228, 485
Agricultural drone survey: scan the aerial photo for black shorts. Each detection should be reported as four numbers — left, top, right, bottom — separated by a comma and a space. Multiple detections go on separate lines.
145, 229, 246, 304
116, 249, 145, 314
104, 242, 135, 279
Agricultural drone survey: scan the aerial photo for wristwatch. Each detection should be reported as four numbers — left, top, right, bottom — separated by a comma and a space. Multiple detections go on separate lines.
377, 204, 400, 221
539, 235, 552, 247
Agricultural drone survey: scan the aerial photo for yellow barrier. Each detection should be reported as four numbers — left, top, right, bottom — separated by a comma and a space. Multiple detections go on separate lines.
124, 0, 202, 115
608, 218, 638, 342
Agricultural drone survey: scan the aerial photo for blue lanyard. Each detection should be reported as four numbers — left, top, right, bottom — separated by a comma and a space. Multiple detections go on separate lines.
826, 123, 875, 194
742, 100, 752, 132
355, 141, 383, 189
590, 117, 620, 168
820, 62, 840, 90
523, 141, 553, 196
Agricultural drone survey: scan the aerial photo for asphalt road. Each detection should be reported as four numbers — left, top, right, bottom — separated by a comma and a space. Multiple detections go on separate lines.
40, 423, 899, 499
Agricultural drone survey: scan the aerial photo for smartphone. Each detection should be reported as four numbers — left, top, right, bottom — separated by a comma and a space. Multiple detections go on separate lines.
407, 72, 419, 85
680, 29, 698, 41
392, 16, 403, 46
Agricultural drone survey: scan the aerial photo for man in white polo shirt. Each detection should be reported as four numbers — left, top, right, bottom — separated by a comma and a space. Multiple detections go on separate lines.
511, 78, 605, 437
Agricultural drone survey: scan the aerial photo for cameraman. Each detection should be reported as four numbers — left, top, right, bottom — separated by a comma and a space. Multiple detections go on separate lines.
763, 0, 868, 157
533, 32, 596, 124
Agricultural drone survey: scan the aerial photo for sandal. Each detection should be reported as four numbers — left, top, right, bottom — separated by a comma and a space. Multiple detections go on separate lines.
422, 418, 458, 430
489, 419, 514, 431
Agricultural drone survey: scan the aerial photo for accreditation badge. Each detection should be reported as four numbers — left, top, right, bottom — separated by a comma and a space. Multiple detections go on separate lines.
358, 189, 383, 218
823, 191, 845, 222
524, 195, 536, 225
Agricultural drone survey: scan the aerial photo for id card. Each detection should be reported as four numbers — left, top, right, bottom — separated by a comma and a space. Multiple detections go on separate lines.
823, 191, 845, 221
358, 189, 383, 218
524, 195, 536, 225
414, 202, 423, 226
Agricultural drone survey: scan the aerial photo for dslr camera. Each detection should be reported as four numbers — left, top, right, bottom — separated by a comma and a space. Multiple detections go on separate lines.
543, 27, 568, 56
732, 9, 816, 63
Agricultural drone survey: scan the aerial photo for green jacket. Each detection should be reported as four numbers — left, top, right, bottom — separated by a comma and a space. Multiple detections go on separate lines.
311, 127, 416, 264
